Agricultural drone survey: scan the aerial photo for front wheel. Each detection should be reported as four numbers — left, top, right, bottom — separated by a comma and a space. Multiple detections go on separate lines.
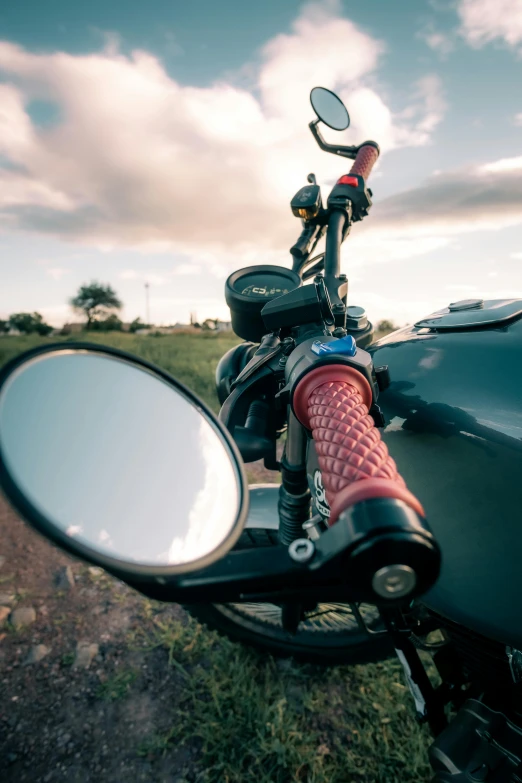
185, 494, 392, 665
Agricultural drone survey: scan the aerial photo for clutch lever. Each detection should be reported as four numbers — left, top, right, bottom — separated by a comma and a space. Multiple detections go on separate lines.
231, 333, 282, 389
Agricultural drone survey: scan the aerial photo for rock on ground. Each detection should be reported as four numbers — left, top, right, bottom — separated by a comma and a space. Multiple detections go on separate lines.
0, 606, 10, 625
10, 606, 36, 630
24, 644, 51, 665
55, 565, 75, 590
0, 593, 16, 606
73, 642, 99, 669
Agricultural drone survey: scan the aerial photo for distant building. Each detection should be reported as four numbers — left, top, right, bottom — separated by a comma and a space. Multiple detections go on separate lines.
135, 323, 201, 335
62, 322, 86, 333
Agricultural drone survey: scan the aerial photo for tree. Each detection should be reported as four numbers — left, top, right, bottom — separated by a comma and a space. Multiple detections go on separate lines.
129, 317, 150, 333
8, 312, 53, 335
70, 281, 122, 328
36, 321, 54, 336
0, 319, 9, 334
376, 319, 397, 334
89, 313, 123, 332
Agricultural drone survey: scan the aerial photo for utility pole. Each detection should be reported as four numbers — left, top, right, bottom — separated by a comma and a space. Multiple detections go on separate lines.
145, 282, 150, 325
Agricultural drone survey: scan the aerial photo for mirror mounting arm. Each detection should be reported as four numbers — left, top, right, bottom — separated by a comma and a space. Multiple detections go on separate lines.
309, 120, 358, 159
124, 514, 433, 608
125, 518, 374, 605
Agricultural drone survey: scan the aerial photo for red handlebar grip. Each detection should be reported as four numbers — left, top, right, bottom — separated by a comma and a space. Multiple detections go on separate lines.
349, 144, 380, 180
297, 378, 424, 525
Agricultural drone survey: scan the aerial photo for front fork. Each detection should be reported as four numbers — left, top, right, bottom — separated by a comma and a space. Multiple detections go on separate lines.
277, 411, 316, 633
277, 410, 311, 546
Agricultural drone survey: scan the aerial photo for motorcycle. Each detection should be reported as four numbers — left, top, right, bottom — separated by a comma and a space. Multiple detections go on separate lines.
1, 86, 522, 781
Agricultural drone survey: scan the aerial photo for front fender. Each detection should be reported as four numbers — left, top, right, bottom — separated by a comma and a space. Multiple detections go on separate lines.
245, 485, 279, 530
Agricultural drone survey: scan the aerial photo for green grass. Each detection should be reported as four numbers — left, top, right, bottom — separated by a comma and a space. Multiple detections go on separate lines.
0, 332, 240, 412
132, 607, 432, 783
96, 669, 138, 701
61, 652, 75, 667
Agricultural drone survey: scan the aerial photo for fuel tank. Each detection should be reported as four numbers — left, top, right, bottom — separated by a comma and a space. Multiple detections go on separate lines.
367, 299, 522, 648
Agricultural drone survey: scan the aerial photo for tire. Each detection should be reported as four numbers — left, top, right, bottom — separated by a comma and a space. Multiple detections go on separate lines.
185, 527, 393, 666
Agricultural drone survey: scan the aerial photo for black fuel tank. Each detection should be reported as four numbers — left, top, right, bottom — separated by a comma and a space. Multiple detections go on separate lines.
368, 299, 522, 648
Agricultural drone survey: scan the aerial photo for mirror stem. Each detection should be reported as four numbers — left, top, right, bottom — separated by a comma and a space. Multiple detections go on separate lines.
309, 121, 358, 159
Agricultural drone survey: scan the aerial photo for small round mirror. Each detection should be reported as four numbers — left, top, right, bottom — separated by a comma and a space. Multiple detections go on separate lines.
310, 86, 350, 131
0, 346, 247, 576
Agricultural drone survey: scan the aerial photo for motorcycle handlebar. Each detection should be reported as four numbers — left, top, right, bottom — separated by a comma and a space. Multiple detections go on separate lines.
292, 365, 440, 601
293, 366, 423, 523
348, 143, 380, 181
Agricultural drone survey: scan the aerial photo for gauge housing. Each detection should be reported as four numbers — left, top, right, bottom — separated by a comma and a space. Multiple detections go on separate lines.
225, 265, 302, 342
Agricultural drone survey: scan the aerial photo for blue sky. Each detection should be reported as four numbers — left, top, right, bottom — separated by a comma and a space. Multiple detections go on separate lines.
1, 0, 521, 326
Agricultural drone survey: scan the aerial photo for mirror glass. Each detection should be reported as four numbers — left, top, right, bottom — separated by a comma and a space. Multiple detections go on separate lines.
310, 87, 350, 131
0, 351, 245, 570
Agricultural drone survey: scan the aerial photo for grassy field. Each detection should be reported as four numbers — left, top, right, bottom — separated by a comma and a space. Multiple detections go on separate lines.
0, 332, 433, 782
0, 331, 240, 413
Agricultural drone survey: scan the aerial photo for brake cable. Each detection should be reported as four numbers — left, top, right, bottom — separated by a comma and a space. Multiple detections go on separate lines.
302, 252, 325, 280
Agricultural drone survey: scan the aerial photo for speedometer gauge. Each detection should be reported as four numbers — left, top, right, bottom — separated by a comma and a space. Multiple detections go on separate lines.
241, 284, 288, 298
225, 265, 301, 342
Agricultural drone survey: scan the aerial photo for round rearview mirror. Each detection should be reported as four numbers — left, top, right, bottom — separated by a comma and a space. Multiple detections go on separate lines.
0, 345, 247, 577
310, 86, 350, 131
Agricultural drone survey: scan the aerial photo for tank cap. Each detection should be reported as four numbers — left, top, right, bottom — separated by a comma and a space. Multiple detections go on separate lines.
415, 299, 522, 330
448, 298, 484, 312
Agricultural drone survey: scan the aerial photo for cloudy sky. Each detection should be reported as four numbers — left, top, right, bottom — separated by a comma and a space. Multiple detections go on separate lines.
1, 0, 521, 327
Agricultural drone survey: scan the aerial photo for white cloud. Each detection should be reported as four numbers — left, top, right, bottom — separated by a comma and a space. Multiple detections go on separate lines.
346, 74, 446, 150
333, 153, 522, 273
46, 267, 69, 280
0, 0, 446, 260
418, 25, 456, 58
119, 269, 168, 285
445, 283, 480, 292
172, 263, 202, 276
368, 156, 522, 238
346, 233, 452, 268
479, 156, 522, 173
120, 262, 218, 284
458, 0, 522, 49
349, 290, 447, 327
37, 303, 73, 325
428, 33, 455, 56
511, 252, 522, 259
514, 113, 522, 126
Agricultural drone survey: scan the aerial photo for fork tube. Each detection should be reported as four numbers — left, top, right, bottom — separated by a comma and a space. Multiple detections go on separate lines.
278, 410, 311, 545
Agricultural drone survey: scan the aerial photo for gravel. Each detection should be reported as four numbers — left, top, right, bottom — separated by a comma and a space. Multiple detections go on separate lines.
24, 644, 51, 665
73, 642, 99, 669
10, 607, 37, 630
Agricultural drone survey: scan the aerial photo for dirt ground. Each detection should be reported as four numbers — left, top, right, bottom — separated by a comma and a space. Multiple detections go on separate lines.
0, 458, 280, 783
0, 492, 206, 783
